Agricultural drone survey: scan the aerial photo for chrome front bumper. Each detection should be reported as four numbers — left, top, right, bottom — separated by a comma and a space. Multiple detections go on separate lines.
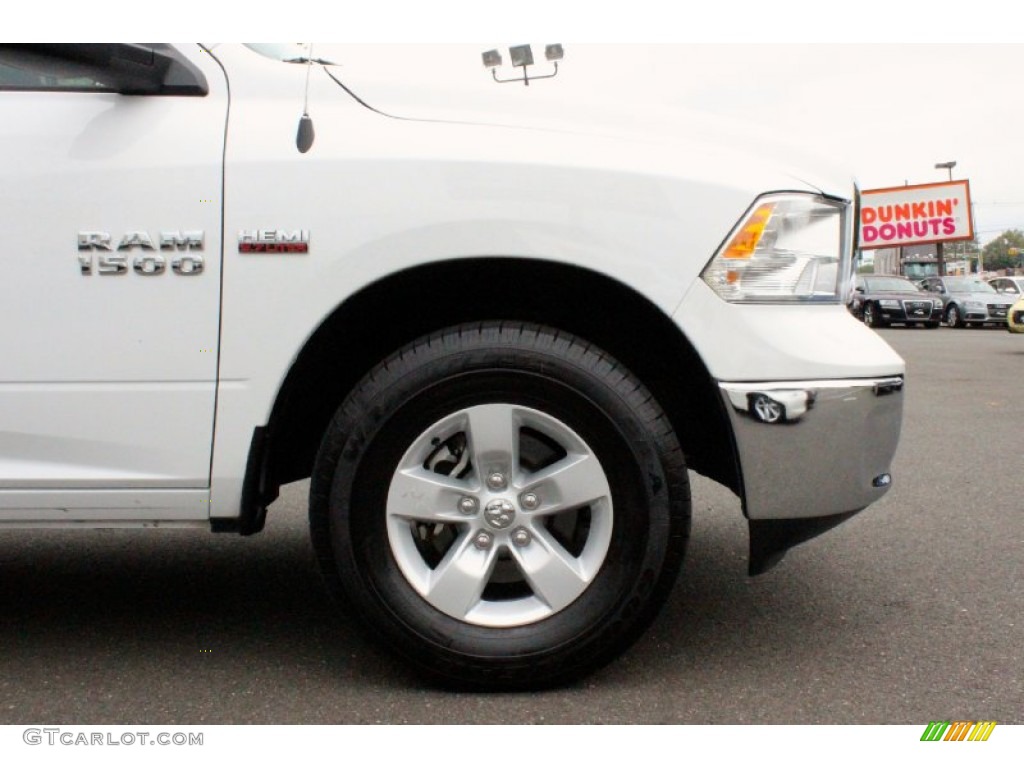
719, 377, 904, 521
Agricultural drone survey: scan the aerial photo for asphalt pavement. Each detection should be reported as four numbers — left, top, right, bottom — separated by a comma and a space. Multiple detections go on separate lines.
1, 325, 1021, 724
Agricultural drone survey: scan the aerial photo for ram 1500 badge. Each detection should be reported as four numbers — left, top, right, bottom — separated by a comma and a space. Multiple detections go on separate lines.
0, 43, 904, 690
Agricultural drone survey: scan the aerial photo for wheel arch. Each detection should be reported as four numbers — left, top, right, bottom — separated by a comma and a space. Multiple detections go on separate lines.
236, 257, 740, 533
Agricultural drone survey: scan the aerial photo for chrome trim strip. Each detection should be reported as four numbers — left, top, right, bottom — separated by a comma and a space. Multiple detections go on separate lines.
720, 376, 903, 394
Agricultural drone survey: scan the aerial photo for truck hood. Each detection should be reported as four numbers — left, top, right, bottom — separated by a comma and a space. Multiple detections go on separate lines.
311, 47, 854, 198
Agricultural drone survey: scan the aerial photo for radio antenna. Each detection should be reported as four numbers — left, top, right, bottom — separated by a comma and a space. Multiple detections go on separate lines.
296, 44, 315, 153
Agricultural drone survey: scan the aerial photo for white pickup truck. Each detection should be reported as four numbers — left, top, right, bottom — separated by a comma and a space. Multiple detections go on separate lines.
0, 43, 905, 689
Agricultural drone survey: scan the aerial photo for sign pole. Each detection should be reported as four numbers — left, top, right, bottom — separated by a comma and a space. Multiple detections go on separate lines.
934, 162, 955, 277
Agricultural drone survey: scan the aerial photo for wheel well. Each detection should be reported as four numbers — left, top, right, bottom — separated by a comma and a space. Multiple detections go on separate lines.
243, 258, 740, 531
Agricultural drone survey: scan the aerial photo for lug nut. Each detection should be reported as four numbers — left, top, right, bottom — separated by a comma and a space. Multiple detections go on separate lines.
458, 496, 479, 514
473, 531, 494, 550
486, 472, 507, 490
520, 492, 539, 510
511, 528, 532, 547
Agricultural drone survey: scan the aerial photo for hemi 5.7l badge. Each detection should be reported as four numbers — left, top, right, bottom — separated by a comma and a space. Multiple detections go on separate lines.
238, 229, 309, 253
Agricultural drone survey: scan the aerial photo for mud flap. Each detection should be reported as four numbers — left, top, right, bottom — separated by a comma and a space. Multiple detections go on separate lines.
748, 511, 860, 576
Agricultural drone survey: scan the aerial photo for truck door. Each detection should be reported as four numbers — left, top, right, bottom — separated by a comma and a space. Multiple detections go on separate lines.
0, 45, 226, 508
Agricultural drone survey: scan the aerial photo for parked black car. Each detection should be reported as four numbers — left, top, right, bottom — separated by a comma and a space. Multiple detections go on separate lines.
849, 275, 943, 328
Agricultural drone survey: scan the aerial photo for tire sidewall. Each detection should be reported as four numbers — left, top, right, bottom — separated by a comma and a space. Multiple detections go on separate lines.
315, 329, 687, 684
947, 305, 960, 328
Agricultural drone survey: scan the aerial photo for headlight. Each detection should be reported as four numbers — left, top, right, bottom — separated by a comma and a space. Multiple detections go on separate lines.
932, 299, 943, 308
701, 193, 850, 303
879, 299, 900, 308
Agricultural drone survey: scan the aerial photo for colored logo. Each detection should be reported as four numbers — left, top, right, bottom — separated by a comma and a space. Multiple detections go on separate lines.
920, 721, 996, 742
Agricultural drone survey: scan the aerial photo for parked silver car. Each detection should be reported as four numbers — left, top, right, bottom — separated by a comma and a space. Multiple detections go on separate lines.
918, 276, 1013, 328
988, 275, 1024, 298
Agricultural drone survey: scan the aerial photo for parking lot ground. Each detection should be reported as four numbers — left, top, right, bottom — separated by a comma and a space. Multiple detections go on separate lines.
0, 326, 1021, 724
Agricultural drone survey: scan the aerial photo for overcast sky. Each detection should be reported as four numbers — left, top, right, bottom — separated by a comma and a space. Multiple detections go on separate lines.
611, 44, 1024, 246
567, 44, 1024, 245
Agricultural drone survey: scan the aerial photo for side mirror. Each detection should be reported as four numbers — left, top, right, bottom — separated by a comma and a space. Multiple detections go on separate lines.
0, 44, 207, 96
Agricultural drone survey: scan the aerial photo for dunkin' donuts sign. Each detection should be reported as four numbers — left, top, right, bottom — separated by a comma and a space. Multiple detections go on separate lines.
859, 180, 973, 249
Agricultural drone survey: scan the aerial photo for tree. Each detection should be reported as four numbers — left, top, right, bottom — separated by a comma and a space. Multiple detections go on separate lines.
982, 230, 1024, 272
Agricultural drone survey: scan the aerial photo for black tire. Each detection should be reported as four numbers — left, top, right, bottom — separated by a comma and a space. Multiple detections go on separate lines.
309, 322, 691, 690
945, 305, 964, 328
863, 303, 885, 328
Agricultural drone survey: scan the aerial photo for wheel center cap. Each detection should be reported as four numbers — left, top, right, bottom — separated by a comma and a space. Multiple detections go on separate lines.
484, 499, 516, 530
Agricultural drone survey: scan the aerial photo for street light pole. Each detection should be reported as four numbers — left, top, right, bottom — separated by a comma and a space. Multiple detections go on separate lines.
973, 202, 982, 275
934, 161, 957, 276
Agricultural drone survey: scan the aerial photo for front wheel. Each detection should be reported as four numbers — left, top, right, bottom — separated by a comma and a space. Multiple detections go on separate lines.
309, 323, 691, 689
946, 305, 964, 328
863, 303, 885, 328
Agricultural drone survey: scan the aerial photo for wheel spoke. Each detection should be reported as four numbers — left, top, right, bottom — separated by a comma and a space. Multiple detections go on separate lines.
523, 453, 610, 514
510, 529, 590, 610
426, 535, 497, 619
387, 467, 474, 523
465, 404, 520, 479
